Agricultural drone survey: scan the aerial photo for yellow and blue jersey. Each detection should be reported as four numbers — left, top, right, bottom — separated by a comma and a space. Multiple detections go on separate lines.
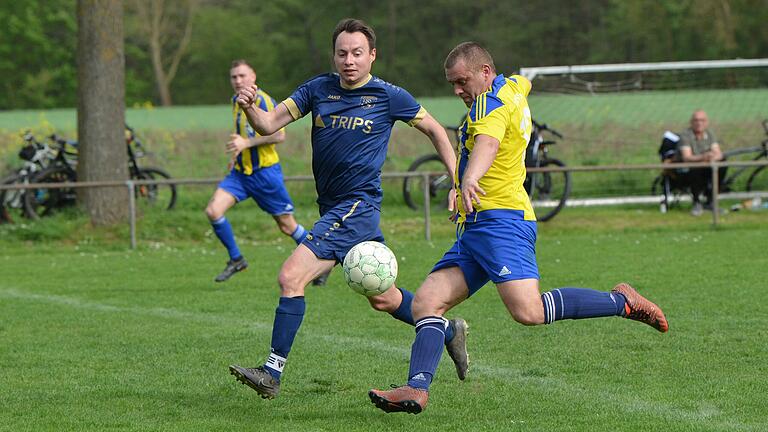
283, 73, 425, 211
455, 74, 535, 222
232, 89, 281, 175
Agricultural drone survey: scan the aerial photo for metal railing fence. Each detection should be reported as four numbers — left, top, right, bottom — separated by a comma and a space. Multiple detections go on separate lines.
1, 159, 767, 248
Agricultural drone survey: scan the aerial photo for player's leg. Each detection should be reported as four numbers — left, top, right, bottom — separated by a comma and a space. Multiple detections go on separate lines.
499, 280, 668, 332
369, 266, 470, 414
205, 181, 248, 282
253, 165, 329, 285
229, 244, 334, 399
480, 218, 668, 332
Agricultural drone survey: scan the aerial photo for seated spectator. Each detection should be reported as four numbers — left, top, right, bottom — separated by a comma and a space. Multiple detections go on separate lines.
676, 110, 727, 216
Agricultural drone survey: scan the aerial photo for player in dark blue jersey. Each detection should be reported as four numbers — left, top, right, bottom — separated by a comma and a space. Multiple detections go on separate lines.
228, 19, 466, 399
205, 60, 325, 284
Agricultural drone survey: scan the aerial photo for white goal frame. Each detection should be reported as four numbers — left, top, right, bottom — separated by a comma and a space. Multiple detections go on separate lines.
519, 58, 768, 80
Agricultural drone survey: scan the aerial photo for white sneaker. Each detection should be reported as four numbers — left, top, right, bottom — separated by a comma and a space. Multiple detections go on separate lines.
691, 202, 703, 217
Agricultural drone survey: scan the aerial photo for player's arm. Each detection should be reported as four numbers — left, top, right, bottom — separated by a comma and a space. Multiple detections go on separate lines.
227, 130, 285, 156
708, 142, 723, 161
236, 85, 294, 135
679, 146, 709, 162
461, 134, 499, 214
414, 113, 457, 210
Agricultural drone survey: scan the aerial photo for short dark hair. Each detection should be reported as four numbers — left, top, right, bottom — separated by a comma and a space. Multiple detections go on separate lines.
230, 59, 255, 72
332, 18, 376, 51
444, 42, 496, 73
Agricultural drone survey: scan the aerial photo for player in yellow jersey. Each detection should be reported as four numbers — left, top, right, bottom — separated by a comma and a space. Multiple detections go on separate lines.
369, 42, 669, 414
205, 60, 327, 284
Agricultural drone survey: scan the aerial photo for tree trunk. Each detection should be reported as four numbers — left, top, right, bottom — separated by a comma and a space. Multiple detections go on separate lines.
77, 0, 129, 225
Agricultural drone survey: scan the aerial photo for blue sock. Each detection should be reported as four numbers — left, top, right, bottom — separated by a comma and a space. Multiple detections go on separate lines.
290, 224, 306, 245
407, 316, 447, 390
389, 288, 455, 343
541, 287, 626, 324
264, 296, 305, 380
211, 216, 241, 261
390, 288, 415, 325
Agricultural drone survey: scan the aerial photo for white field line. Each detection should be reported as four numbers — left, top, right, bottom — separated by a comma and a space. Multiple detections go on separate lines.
0, 288, 756, 431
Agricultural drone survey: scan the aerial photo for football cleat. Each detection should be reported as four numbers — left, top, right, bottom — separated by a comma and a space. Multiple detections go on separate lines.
445, 318, 469, 380
215, 257, 248, 282
612, 283, 669, 333
229, 365, 280, 399
369, 385, 428, 414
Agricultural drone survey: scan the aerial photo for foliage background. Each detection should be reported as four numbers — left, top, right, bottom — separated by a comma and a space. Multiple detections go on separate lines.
2, 0, 768, 109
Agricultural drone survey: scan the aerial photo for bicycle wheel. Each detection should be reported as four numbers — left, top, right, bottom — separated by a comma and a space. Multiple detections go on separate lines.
134, 167, 177, 210
1, 173, 25, 223
23, 165, 77, 219
402, 154, 453, 211
745, 165, 768, 192
526, 159, 571, 222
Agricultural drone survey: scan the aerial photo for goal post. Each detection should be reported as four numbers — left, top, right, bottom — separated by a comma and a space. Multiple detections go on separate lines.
518, 58, 768, 199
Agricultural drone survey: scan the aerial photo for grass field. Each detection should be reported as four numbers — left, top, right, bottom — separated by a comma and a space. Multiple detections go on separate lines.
1, 87, 767, 430
1, 207, 768, 431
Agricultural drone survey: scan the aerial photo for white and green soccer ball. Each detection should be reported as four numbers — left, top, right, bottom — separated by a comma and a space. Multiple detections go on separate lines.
342, 241, 398, 297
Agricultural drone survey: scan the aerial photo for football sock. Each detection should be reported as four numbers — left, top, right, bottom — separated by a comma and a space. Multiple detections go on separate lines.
390, 287, 415, 325
407, 316, 447, 390
389, 287, 456, 343
541, 287, 627, 324
211, 216, 241, 261
264, 296, 305, 380
290, 224, 306, 245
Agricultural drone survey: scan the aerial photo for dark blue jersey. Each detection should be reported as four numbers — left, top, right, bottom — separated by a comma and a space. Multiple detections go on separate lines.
283, 73, 425, 212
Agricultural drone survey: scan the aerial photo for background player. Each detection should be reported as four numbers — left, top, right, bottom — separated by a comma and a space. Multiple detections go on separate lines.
228, 18, 467, 399
368, 42, 669, 414
204, 60, 327, 284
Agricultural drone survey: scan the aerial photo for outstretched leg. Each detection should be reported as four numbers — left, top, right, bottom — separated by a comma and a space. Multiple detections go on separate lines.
497, 278, 668, 332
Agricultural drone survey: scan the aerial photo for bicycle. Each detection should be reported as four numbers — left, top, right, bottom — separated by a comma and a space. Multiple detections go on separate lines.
402, 119, 571, 222
651, 119, 768, 209
0, 131, 59, 223
23, 126, 177, 219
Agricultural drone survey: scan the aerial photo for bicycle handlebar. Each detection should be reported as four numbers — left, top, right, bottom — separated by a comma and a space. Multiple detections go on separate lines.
533, 120, 563, 139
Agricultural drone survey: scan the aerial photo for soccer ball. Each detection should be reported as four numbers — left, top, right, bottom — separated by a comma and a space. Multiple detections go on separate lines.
342, 241, 398, 297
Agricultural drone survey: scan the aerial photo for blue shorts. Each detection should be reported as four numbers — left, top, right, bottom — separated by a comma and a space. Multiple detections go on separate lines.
432, 217, 539, 296
302, 199, 384, 263
218, 164, 294, 215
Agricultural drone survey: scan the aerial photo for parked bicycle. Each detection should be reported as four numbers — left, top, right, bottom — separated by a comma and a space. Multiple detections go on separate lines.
651, 119, 768, 208
17, 126, 177, 220
0, 131, 60, 223
402, 118, 571, 222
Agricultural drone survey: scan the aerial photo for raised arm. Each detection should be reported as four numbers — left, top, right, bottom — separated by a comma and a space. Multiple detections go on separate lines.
236, 85, 295, 135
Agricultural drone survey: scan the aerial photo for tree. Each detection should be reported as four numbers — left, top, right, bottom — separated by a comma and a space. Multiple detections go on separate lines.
77, 0, 129, 225
129, 0, 197, 106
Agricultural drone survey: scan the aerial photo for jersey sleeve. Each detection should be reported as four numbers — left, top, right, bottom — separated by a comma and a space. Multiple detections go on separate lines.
388, 85, 425, 126
468, 93, 508, 143
678, 132, 692, 149
283, 81, 313, 120
709, 130, 720, 146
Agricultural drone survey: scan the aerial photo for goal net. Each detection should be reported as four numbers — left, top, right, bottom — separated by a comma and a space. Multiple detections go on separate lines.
521, 59, 768, 199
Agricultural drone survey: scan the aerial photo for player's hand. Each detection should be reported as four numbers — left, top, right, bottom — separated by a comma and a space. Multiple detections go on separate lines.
236, 84, 259, 108
447, 187, 457, 219
226, 134, 249, 154
460, 177, 485, 214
